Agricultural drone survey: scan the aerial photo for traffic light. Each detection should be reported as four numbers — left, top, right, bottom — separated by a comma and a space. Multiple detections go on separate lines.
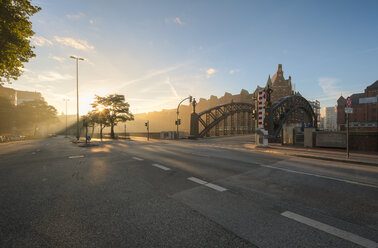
189, 96, 193, 103
145, 122, 148, 127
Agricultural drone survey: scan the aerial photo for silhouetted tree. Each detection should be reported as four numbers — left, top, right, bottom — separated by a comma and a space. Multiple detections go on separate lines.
91, 94, 134, 139
16, 99, 57, 136
0, 0, 41, 83
0, 96, 15, 134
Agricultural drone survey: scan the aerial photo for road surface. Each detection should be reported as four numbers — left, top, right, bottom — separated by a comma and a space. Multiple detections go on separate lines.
0, 135, 377, 248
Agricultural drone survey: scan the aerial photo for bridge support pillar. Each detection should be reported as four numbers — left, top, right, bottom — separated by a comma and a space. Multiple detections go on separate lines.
189, 113, 199, 138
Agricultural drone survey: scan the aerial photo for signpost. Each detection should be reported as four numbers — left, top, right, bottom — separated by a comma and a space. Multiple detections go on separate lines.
346, 97, 351, 158
145, 121, 150, 141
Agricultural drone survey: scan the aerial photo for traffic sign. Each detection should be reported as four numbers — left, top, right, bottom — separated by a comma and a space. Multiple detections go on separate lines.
346, 96, 351, 107
345, 107, 353, 114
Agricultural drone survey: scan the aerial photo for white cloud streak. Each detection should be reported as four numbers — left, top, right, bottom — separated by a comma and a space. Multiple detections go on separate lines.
66, 13, 85, 20
317, 77, 344, 101
37, 71, 73, 82
32, 36, 53, 47
165, 78, 179, 100
174, 17, 183, 25
51, 56, 65, 62
229, 69, 240, 75
54, 36, 94, 51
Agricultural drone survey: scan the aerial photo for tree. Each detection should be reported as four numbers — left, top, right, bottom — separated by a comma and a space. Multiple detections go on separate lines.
0, 96, 15, 134
16, 99, 57, 136
91, 94, 134, 139
83, 110, 110, 140
0, 0, 41, 83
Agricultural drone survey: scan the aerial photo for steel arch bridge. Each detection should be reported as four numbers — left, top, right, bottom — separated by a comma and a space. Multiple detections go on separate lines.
190, 102, 254, 138
189, 95, 316, 140
267, 95, 317, 139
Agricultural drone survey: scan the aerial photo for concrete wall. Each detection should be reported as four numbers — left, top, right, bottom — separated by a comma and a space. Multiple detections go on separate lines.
316, 132, 346, 148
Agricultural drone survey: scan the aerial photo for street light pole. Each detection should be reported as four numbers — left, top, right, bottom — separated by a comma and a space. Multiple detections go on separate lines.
70, 55, 84, 141
176, 96, 192, 139
63, 98, 69, 137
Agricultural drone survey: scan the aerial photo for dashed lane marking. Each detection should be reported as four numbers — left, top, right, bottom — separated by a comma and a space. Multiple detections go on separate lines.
68, 155, 84, 159
281, 211, 378, 248
151, 163, 171, 171
132, 157, 144, 161
187, 177, 227, 192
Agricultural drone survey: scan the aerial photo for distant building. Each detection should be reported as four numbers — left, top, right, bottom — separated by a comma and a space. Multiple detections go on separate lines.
309, 100, 321, 127
264, 64, 294, 103
336, 80, 378, 131
0, 85, 43, 105
321, 107, 337, 131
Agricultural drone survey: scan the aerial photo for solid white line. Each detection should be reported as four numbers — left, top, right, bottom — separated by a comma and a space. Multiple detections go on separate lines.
259, 164, 378, 189
68, 155, 84, 159
151, 163, 171, 171
205, 183, 228, 192
187, 177, 228, 192
132, 156, 144, 161
188, 177, 207, 185
281, 211, 378, 248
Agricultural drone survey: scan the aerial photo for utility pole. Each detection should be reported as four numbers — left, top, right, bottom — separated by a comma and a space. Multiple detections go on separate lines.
70, 55, 84, 141
145, 121, 149, 141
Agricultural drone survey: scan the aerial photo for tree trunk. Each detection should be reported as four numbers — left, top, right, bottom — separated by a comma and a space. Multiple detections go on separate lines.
110, 124, 115, 139
100, 124, 103, 141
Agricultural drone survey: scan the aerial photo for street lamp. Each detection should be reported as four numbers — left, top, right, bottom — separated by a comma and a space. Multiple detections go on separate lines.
70, 55, 84, 141
63, 98, 69, 137
176, 96, 193, 139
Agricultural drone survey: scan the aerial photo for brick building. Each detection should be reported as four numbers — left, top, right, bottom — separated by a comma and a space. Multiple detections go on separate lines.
337, 80, 378, 131
0, 85, 43, 105
265, 64, 294, 103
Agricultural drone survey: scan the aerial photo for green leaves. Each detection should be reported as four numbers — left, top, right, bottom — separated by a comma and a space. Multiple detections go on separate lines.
0, 0, 41, 83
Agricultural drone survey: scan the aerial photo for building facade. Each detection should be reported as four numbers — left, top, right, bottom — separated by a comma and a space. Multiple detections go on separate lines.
321, 107, 337, 131
337, 80, 378, 131
0, 85, 43, 105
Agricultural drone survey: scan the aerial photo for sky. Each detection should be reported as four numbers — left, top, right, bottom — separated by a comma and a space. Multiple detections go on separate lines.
8, 0, 378, 115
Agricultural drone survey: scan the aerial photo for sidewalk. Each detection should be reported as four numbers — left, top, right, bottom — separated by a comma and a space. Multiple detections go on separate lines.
255, 144, 378, 166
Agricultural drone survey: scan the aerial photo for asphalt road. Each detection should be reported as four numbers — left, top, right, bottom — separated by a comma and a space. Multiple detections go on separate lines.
0, 135, 377, 248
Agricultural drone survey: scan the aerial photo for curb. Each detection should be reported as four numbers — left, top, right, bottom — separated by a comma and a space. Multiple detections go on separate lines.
256, 149, 378, 167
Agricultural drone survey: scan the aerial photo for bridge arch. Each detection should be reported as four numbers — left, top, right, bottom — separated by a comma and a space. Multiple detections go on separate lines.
193, 102, 254, 138
268, 95, 317, 138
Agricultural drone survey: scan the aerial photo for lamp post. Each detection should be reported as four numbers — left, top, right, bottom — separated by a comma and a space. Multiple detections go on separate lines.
70, 55, 84, 141
63, 98, 69, 137
176, 96, 192, 139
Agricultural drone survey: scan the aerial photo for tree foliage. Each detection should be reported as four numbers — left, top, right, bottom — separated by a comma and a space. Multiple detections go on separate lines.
15, 99, 57, 135
0, 96, 15, 133
0, 0, 41, 83
90, 94, 134, 138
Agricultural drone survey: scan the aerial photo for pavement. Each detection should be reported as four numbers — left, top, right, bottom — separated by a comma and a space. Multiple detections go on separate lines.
0, 135, 377, 248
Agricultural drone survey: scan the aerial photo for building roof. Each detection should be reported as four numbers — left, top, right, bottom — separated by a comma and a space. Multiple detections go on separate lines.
366, 80, 378, 90
350, 93, 365, 105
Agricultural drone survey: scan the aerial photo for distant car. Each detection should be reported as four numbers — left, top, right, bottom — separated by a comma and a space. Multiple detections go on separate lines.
48, 133, 57, 137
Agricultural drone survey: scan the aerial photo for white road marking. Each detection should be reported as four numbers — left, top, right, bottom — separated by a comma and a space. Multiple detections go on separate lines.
68, 155, 84, 159
188, 177, 207, 185
281, 211, 378, 248
205, 183, 228, 192
32, 152, 36, 155
187, 177, 228, 192
151, 163, 171, 171
132, 157, 144, 161
259, 164, 378, 189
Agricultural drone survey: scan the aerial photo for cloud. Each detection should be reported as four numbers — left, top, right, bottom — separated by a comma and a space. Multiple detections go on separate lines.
50, 55, 65, 62
54, 36, 94, 51
206, 68, 217, 79
116, 64, 184, 90
318, 77, 344, 101
66, 13, 85, 20
174, 17, 183, 25
165, 17, 184, 25
37, 71, 73, 82
32, 36, 53, 47
229, 69, 240, 75
165, 78, 179, 100
89, 20, 94, 25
